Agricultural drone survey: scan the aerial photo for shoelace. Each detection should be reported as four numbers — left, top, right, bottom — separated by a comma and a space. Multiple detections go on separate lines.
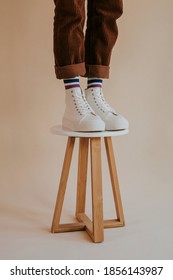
95, 89, 117, 114
74, 91, 96, 116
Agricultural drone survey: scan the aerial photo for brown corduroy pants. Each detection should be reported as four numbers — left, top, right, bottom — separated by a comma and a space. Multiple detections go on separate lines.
53, 0, 123, 79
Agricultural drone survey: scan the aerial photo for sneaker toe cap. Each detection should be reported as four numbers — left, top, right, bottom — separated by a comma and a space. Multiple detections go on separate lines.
105, 114, 129, 130
80, 115, 105, 131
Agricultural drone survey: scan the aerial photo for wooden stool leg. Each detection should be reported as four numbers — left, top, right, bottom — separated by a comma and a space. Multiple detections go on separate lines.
51, 137, 75, 232
90, 137, 104, 243
104, 137, 125, 227
76, 138, 89, 216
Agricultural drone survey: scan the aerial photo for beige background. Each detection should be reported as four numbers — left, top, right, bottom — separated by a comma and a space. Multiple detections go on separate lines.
0, 0, 173, 259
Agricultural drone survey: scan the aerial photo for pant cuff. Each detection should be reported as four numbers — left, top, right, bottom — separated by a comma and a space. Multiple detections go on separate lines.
84, 64, 110, 79
55, 63, 86, 79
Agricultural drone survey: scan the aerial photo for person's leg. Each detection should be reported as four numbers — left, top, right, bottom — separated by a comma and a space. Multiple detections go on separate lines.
53, 0, 86, 79
85, 0, 123, 78
53, 0, 105, 131
85, 0, 128, 130
53, 0, 127, 131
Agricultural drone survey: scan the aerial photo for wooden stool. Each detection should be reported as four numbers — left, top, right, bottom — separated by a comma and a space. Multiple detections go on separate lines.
51, 126, 128, 243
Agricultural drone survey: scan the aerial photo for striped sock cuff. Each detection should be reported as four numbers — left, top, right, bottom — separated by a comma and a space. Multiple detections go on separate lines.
63, 77, 80, 90
87, 78, 103, 89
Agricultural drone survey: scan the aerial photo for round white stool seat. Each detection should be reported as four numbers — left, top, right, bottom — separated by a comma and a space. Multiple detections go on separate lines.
51, 125, 129, 138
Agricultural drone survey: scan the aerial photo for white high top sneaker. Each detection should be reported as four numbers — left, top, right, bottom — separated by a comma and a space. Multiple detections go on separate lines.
62, 87, 105, 132
85, 87, 129, 130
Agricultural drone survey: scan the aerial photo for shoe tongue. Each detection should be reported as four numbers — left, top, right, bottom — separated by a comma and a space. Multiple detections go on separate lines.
94, 86, 102, 92
74, 88, 83, 97
93, 87, 102, 96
